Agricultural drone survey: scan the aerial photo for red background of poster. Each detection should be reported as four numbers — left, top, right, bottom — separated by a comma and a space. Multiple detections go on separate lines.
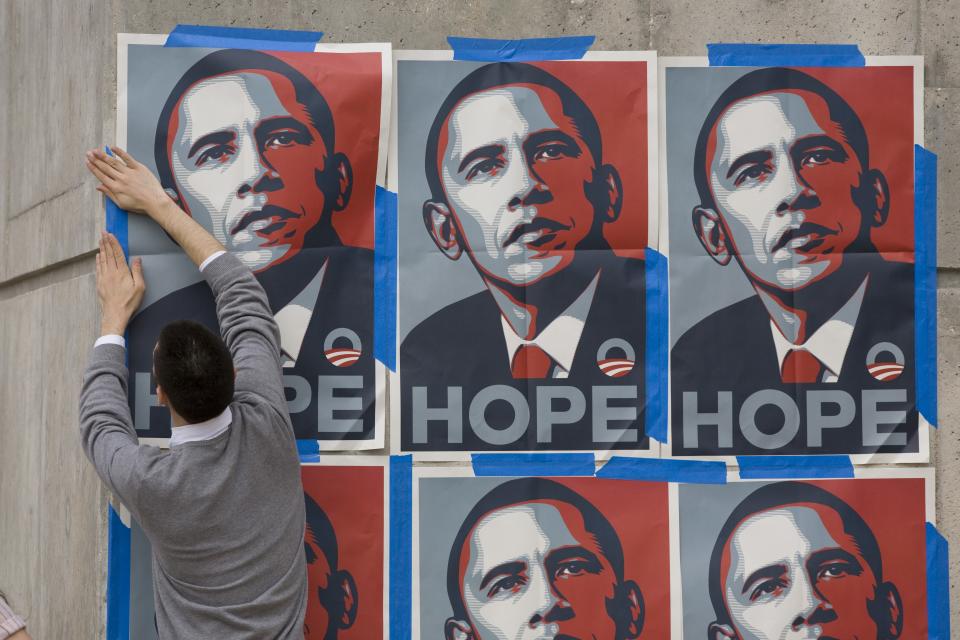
797, 67, 914, 260
536, 61, 650, 256
302, 465, 385, 639
807, 478, 928, 637
554, 477, 671, 639
273, 51, 382, 250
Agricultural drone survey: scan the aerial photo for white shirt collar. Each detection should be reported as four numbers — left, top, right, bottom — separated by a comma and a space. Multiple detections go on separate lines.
274, 259, 328, 367
500, 274, 600, 377
770, 277, 869, 381
170, 407, 232, 447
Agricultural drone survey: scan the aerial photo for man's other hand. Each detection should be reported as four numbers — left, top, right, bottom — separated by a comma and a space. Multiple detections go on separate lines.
96, 232, 145, 336
86, 147, 171, 216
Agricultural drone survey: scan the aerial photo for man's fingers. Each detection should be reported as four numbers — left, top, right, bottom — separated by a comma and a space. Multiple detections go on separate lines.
96, 184, 119, 203
87, 161, 119, 190
131, 257, 145, 290
111, 147, 138, 168
90, 154, 123, 181
106, 233, 124, 271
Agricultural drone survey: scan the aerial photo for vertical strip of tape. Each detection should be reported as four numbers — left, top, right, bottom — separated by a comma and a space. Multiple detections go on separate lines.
447, 36, 595, 62
707, 43, 865, 67
374, 186, 398, 371
164, 24, 323, 51
104, 147, 129, 259
106, 505, 131, 640
645, 248, 668, 443
915, 145, 938, 426
390, 455, 413, 639
926, 523, 950, 639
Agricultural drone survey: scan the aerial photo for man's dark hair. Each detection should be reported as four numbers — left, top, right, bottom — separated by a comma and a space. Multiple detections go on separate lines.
446, 477, 625, 622
693, 67, 870, 211
424, 62, 603, 204
154, 320, 234, 423
708, 481, 884, 627
304, 491, 339, 570
154, 48, 336, 198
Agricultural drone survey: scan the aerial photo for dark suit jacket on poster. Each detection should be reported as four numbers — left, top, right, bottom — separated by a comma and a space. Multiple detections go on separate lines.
400, 254, 647, 452
128, 247, 376, 442
670, 257, 917, 456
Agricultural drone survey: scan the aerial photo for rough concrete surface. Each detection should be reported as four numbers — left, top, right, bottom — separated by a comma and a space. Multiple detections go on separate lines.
0, 0, 958, 637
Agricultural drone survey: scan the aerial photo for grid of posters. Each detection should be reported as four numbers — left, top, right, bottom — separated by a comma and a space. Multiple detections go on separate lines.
113, 33, 941, 639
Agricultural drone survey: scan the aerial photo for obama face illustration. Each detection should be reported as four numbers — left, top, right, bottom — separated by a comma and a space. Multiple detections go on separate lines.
445, 478, 644, 640
708, 483, 903, 640
156, 49, 353, 273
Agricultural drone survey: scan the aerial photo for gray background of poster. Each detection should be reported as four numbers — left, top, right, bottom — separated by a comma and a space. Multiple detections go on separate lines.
677, 481, 769, 637
125, 44, 222, 306
417, 476, 518, 636
396, 60, 491, 343
666, 66, 760, 347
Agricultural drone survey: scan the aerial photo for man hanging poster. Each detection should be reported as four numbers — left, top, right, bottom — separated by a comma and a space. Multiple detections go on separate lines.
392, 51, 658, 454
117, 35, 390, 449
664, 60, 926, 459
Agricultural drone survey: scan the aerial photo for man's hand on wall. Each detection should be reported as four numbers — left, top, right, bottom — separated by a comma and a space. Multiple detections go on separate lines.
96, 232, 145, 336
85, 147, 170, 216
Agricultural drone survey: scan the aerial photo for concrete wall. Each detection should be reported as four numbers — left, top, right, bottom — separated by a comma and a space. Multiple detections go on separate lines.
0, 0, 956, 636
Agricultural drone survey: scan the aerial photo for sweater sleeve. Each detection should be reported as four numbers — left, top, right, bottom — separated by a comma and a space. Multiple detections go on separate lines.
78, 343, 143, 510
201, 252, 287, 414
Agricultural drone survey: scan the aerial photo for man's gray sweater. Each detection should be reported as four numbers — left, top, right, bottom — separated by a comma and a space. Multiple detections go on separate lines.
80, 253, 307, 639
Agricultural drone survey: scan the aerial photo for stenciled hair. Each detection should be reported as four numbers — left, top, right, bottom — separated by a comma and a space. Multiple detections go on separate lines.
154, 320, 234, 424
304, 491, 339, 570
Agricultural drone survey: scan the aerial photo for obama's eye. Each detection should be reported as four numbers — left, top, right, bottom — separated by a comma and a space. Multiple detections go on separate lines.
264, 129, 307, 150
533, 143, 570, 162
816, 561, 860, 581
465, 157, 505, 181
733, 163, 773, 187
195, 143, 235, 167
488, 574, 527, 598
749, 578, 788, 602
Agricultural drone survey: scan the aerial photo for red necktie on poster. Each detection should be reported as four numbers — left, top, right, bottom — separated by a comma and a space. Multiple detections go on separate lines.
511, 345, 553, 379
781, 348, 824, 384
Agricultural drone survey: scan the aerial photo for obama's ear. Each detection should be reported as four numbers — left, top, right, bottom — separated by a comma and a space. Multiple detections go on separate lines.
693, 206, 733, 266
871, 581, 903, 639
855, 167, 890, 229
708, 621, 738, 640
423, 200, 463, 260
328, 152, 353, 212
609, 579, 644, 639
444, 617, 474, 640
329, 570, 358, 630
587, 164, 623, 224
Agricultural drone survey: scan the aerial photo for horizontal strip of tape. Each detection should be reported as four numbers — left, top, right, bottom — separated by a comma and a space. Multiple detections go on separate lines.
165, 24, 323, 51
737, 455, 854, 480
471, 453, 596, 476
448, 35, 595, 61
707, 43, 865, 67
597, 457, 727, 484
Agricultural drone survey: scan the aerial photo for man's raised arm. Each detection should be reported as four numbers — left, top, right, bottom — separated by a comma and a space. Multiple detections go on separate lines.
85, 148, 287, 413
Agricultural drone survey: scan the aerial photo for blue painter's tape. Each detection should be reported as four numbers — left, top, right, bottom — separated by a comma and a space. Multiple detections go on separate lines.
390, 455, 412, 640
448, 36, 595, 62
645, 248, 668, 443
103, 147, 129, 259
374, 186, 398, 371
737, 455, 854, 480
471, 453, 596, 477
597, 457, 727, 484
106, 505, 131, 640
915, 145, 938, 427
164, 24, 323, 51
926, 523, 950, 640
707, 43, 865, 67
296, 439, 320, 463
